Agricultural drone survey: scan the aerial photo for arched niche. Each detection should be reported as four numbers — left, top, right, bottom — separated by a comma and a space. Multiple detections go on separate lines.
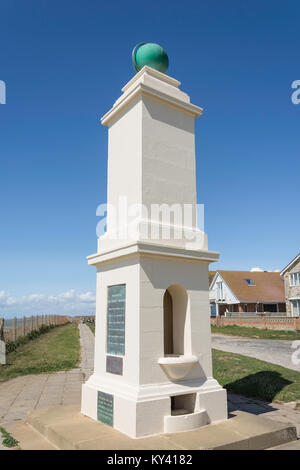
163, 284, 190, 356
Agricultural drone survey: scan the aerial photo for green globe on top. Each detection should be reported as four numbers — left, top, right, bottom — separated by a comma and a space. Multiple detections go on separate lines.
132, 42, 169, 74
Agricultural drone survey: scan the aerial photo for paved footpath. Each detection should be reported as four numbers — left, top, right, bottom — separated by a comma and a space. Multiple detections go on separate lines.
212, 334, 300, 372
227, 392, 300, 439
0, 323, 94, 427
78, 323, 95, 380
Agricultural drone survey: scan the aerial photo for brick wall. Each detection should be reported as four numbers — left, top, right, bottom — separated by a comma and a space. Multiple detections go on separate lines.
211, 315, 300, 331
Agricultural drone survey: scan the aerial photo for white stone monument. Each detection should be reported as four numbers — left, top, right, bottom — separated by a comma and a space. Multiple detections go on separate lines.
81, 44, 227, 438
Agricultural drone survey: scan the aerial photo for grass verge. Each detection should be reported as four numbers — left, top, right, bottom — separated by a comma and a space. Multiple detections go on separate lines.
0, 323, 80, 383
211, 324, 300, 340
6, 324, 61, 353
213, 348, 300, 403
0, 426, 19, 448
86, 322, 95, 334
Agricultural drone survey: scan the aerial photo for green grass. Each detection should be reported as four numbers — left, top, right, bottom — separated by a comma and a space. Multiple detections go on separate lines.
86, 322, 95, 334
211, 324, 300, 340
213, 348, 300, 403
0, 426, 19, 448
0, 323, 80, 383
5, 324, 61, 353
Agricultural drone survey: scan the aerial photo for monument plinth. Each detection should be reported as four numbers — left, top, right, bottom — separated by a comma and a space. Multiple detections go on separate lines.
81, 47, 227, 438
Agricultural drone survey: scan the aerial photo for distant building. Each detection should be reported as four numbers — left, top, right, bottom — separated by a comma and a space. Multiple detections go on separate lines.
280, 253, 300, 317
209, 271, 286, 316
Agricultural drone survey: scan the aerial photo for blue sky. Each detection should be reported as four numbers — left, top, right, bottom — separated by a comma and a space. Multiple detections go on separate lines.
0, 0, 299, 316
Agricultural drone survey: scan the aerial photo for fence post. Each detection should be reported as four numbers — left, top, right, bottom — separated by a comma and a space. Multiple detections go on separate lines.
0, 318, 5, 365
22, 316, 26, 337
30, 316, 34, 333
0, 318, 6, 366
0, 318, 4, 341
13, 317, 17, 341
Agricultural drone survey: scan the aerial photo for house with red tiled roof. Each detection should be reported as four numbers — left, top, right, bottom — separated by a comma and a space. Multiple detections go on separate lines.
209, 271, 286, 316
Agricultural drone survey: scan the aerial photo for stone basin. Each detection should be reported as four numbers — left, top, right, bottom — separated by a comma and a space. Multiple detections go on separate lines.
158, 355, 198, 380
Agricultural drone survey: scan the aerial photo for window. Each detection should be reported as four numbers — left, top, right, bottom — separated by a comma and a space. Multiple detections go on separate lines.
291, 300, 300, 317
216, 282, 224, 299
290, 272, 300, 286
210, 304, 217, 317
263, 303, 278, 313
244, 278, 255, 286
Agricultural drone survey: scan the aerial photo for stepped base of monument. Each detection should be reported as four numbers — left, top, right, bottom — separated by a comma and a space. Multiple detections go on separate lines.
81, 377, 228, 438
23, 404, 297, 450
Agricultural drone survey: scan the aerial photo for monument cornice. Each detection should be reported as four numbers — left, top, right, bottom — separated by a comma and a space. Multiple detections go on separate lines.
87, 240, 219, 266
101, 73, 203, 126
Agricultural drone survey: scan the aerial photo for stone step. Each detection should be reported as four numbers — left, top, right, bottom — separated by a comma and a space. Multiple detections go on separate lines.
4, 422, 57, 450
26, 404, 298, 450
268, 439, 300, 450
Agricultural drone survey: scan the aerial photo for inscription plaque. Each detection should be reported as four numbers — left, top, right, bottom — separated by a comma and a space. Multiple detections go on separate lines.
97, 391, 113, 426
107, 284, 126, 356
106, 355, 123, 375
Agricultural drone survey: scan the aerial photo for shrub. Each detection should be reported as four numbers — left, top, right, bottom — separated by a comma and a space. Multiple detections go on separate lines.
5, 323, 67, 354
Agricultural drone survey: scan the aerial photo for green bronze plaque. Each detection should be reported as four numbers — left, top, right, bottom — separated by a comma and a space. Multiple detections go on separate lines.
97, 391, 113, 426
107, 284, 126, 356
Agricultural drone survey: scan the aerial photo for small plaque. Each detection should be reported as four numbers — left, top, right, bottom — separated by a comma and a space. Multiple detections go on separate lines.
106, 355, 123, 375
97, 391, 113, 427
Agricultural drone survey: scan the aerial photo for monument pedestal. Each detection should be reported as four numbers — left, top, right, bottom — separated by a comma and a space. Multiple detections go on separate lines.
81, 242, 227, 438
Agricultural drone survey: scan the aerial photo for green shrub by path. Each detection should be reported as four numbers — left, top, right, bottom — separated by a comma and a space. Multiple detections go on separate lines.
5, 323, 65, 353
86, 322, 95, 334
213, 348, 300, 403
0, 426, 19, 448
211, 324, 300, 341
0, 323, 80, 383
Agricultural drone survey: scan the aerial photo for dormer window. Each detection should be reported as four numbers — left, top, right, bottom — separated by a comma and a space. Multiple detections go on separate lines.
244, 278, 255, 286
